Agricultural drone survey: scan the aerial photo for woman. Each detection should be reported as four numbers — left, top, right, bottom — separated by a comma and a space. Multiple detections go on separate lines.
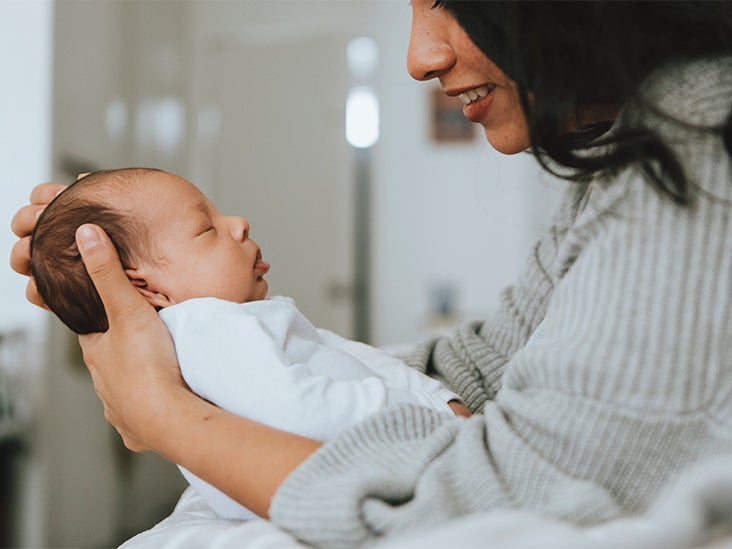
11, 1, 732, 546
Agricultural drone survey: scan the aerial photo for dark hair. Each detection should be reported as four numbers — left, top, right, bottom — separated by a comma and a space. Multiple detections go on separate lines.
30, 168, 161, 334
443, 1, 732, 205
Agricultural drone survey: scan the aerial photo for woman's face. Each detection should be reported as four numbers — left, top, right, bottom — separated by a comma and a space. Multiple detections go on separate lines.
407, 0, 531, 154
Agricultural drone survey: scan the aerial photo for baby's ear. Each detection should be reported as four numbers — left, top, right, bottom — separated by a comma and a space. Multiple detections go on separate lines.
124, 268, 173, 309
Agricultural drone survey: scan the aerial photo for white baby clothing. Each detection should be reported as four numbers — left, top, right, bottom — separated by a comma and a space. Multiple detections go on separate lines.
159, 296, 458, 519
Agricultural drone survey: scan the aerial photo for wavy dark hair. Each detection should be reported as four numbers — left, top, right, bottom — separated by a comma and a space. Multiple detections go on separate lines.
442, 1, 732, 205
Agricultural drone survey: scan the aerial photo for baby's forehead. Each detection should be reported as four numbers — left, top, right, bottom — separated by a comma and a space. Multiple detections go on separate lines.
145, 171, 203, 201
119, 171, 194, 203
131, 176, 207, 223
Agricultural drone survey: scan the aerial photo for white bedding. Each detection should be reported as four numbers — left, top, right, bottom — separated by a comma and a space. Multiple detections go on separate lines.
119, 488, 305, 549
121, 453, 732, 548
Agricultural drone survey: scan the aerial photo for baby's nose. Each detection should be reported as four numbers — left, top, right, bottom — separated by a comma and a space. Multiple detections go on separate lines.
230, 216, 250, 241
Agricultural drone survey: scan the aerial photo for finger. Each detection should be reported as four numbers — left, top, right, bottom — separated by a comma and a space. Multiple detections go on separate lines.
122, 438, 148, 453
9, 236, 31, 276
76, 173, 90, 180
77, 332, 102, 385
10, 237, 50, 310
77, 331, 102, 373
29, 182, 66, 205
10, 204, 45, 238
75, 224, 154, 327
25, 277, 50, 311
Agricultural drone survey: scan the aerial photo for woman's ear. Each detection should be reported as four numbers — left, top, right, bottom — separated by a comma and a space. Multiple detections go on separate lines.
124, 268, 174, 309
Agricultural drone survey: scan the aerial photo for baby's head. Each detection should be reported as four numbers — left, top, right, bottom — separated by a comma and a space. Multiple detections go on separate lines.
31, 168, 269, 334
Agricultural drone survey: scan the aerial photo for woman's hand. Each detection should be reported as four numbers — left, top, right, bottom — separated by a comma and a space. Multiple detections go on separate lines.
10, 182, 68, 309
74, 223, 186, 452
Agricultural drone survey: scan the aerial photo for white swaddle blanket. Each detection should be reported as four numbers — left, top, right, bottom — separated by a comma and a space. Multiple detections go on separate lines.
159, 296, 458, 519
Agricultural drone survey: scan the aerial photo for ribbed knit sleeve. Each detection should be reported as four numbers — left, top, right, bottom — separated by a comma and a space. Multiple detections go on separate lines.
269, 57, 732, 548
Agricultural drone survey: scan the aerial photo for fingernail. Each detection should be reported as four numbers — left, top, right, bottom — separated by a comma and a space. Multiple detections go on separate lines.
76, 225, 100, 250
35, 207, 45, 220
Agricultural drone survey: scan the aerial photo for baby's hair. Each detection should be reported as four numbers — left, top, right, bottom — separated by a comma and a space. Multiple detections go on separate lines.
30, 168, 163, 334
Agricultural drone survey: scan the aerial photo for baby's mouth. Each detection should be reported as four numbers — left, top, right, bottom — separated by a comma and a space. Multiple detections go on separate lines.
254, 249, 270, 277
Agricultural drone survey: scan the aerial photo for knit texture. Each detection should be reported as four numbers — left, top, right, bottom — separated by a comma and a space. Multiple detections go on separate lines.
269, 57, 732, 548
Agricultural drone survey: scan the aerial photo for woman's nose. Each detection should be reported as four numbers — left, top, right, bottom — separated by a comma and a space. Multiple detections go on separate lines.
229, 216, 249, 241
406, 7, 454, 81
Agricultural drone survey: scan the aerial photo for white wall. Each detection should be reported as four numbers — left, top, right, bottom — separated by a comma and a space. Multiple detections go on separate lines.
0, 0, 52, 335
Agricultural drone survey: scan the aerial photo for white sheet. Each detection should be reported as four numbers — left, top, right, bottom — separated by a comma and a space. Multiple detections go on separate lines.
121, 453, 732, 548
119, 488, 305, 549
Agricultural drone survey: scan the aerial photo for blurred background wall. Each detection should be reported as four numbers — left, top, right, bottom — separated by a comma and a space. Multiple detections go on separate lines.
0, 1, 565, 547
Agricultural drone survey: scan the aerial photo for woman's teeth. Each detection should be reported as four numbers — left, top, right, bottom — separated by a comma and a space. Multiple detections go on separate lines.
459, 85, 493, 105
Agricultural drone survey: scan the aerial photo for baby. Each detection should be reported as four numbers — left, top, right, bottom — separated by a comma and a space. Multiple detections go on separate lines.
30, 168, 468, 519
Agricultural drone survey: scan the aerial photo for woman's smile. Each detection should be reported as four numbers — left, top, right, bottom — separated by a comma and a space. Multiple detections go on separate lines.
458, 84, 494, 105
458, 84, 497, 123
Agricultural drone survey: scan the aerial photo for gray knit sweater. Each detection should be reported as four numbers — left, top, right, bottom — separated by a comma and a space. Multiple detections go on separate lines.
270, 57, 732, 547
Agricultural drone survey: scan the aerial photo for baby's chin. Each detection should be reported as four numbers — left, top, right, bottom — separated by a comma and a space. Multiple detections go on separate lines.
242, 284, 268, 303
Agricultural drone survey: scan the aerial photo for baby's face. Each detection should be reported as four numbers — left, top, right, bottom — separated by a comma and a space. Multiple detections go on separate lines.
128, 172, 269, 306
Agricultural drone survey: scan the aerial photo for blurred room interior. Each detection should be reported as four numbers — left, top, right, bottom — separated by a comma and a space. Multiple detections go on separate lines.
0, 1, 565, 547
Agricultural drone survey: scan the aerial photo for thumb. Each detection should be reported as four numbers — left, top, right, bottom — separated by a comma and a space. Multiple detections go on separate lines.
76, 224, 153, 328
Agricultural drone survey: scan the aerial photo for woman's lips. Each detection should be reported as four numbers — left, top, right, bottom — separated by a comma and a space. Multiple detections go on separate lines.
458, 85, 496, 124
